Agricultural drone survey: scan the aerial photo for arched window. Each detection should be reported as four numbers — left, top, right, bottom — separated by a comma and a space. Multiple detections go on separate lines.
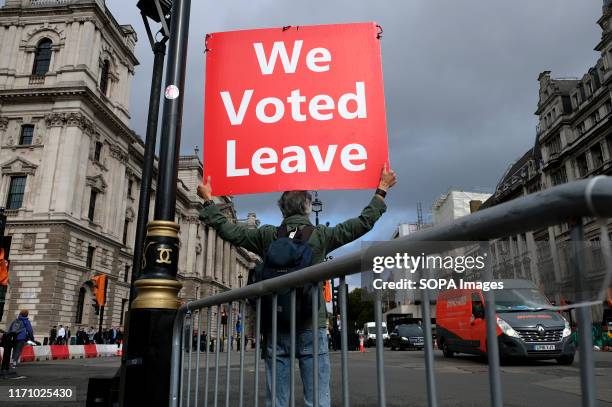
32, 38, 52, 76
99, 60, 110, 95
75, 286, 86, 323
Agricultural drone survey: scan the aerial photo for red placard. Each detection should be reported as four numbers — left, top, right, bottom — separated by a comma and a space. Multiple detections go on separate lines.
204, 22, 388, 195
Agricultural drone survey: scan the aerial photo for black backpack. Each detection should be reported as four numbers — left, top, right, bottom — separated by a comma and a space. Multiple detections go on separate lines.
248, 225, 315, 330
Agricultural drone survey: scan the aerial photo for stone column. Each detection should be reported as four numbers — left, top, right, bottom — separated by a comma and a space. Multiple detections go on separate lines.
223, 241, 230, 285
215, 236, 223, 281
205, 228, 215, 278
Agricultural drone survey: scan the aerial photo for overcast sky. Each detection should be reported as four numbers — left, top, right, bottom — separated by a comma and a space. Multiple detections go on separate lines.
104, 0, 601, 257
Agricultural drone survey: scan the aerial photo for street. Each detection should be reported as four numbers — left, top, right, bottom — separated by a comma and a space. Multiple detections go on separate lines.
2, 349, 611, 406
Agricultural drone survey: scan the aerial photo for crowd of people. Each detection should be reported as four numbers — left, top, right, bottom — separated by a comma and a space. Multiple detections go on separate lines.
47, 325, 123, 345
0, 309, 126, 375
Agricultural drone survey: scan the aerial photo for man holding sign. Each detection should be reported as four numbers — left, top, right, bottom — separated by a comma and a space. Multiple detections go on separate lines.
198, 167, 396, 406
200, 22, 393, 406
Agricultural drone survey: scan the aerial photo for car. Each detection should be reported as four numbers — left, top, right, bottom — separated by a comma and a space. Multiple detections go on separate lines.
436, 279, 575, 365
362, 322, 389, 347
389, 324, 425, 351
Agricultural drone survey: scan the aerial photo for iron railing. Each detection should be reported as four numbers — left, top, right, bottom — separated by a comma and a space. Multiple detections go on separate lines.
169, 175, 612, 407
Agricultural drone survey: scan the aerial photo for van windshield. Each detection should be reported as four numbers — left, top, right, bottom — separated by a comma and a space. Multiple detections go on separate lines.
495, 288, 552, 312
367, 326, 388, 334
398, 325, 423, 337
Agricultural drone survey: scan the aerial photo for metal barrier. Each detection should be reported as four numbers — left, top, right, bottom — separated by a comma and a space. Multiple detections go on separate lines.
169, 176, 612, 407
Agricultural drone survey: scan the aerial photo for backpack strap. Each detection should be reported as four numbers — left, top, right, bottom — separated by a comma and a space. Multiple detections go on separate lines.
295, 225, 315, 242
276, 225, 315, 241
276, 225, 289, 239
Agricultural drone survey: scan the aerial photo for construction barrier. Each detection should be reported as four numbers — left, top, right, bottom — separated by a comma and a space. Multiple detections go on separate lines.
1, 345, 122, 363
33, 345, 52, 361
50, 345, 70, 360
19, 346, 35, 362
84, 344, 98, 358
95, 344, 115, 357
68, 345, 84, 359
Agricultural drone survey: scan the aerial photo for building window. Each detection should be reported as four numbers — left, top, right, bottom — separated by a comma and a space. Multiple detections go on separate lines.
575, 154, 588, 177
75, 287, 86, 324
88, 190, 98, 222
120, 298, 128, 325
127, 179, 133, 197
577, 122, 586, 136
19, 125, 34, 145
124, 265, 130, 283
591, 144, 604, 169
551, 167, 567, 186
606, 100, 612, 114
547, 136, 561, 155
100, 60, 110, 96
32, 38, 52, 75
122, 219, 129, 245
86, 246, 95, 269
94, 141, 103, 162
6, 176, 26, 210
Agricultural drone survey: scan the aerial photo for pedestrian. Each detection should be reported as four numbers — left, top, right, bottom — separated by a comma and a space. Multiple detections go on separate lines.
109, 326, 117, 344
57, 324, 65, 345
197, 165, 396, 407
94, 329, 103, 344
65, 326, 71, 344
0, 328, 14, 374
49, 325, 57, 345
76, 327, 86, 345
8, 310, 35, 367
87, 326, 95, 344
236, 319, 242, 350
200, 330, 207, 352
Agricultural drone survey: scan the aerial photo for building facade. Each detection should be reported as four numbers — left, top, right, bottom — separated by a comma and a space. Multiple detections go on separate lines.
482, 1, 612, 323
0, 0, 258, 341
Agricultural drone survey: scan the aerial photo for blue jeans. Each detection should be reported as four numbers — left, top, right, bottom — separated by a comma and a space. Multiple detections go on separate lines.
265, 328, 330, 407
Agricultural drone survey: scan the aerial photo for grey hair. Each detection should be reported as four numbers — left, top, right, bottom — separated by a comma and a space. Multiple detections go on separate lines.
277, 191, 313, 218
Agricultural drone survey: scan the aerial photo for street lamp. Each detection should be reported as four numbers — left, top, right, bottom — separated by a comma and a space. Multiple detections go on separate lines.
237, 273, 243, 288
312, 191, 323, 226
120, 0, 192, 405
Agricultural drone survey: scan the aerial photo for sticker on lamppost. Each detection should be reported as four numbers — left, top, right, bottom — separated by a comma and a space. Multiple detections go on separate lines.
203, 22, 389, 195
165, 85, 180, 100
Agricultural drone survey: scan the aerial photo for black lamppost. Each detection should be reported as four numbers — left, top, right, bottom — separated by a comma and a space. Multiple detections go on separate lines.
129, 1, 169, 305
312, 192, 323, 226
120, 0, 192, 405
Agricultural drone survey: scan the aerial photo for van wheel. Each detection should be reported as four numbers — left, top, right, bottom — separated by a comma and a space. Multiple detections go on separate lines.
556, 354, 574, 365
441, 339, 454, 358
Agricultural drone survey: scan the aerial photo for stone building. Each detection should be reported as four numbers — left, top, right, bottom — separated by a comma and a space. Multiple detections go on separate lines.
482, 0, 612, 323
0, 0, 258, 341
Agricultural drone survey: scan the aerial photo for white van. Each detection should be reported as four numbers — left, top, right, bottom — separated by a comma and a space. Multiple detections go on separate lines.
363, 322, 389, 347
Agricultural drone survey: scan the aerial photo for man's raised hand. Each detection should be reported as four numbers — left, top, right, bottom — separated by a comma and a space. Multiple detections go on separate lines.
197, 176, 213, 201
378, 164, 397, 191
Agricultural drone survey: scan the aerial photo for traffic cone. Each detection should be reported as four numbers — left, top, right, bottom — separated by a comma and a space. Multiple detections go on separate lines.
359, 335, 365, 352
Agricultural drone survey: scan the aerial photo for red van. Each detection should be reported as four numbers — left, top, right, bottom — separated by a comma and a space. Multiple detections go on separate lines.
436, 279, 575, 364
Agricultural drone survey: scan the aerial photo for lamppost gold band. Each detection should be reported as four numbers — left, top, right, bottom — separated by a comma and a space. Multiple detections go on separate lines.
131, 278, 182, 309
147, 220, 180, 238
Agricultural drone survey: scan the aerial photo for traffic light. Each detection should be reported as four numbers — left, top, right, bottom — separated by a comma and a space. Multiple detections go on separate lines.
91, 274, 107, 307
0, 248, 8, 287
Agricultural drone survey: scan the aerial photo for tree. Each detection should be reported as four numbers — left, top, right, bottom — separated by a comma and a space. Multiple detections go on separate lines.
347, 288, 374, 330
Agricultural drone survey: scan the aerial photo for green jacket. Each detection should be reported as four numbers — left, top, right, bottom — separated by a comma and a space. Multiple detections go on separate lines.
198, 195, 387, 329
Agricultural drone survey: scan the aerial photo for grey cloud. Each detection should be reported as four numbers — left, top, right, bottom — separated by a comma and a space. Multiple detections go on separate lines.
105, 0, 601, 241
